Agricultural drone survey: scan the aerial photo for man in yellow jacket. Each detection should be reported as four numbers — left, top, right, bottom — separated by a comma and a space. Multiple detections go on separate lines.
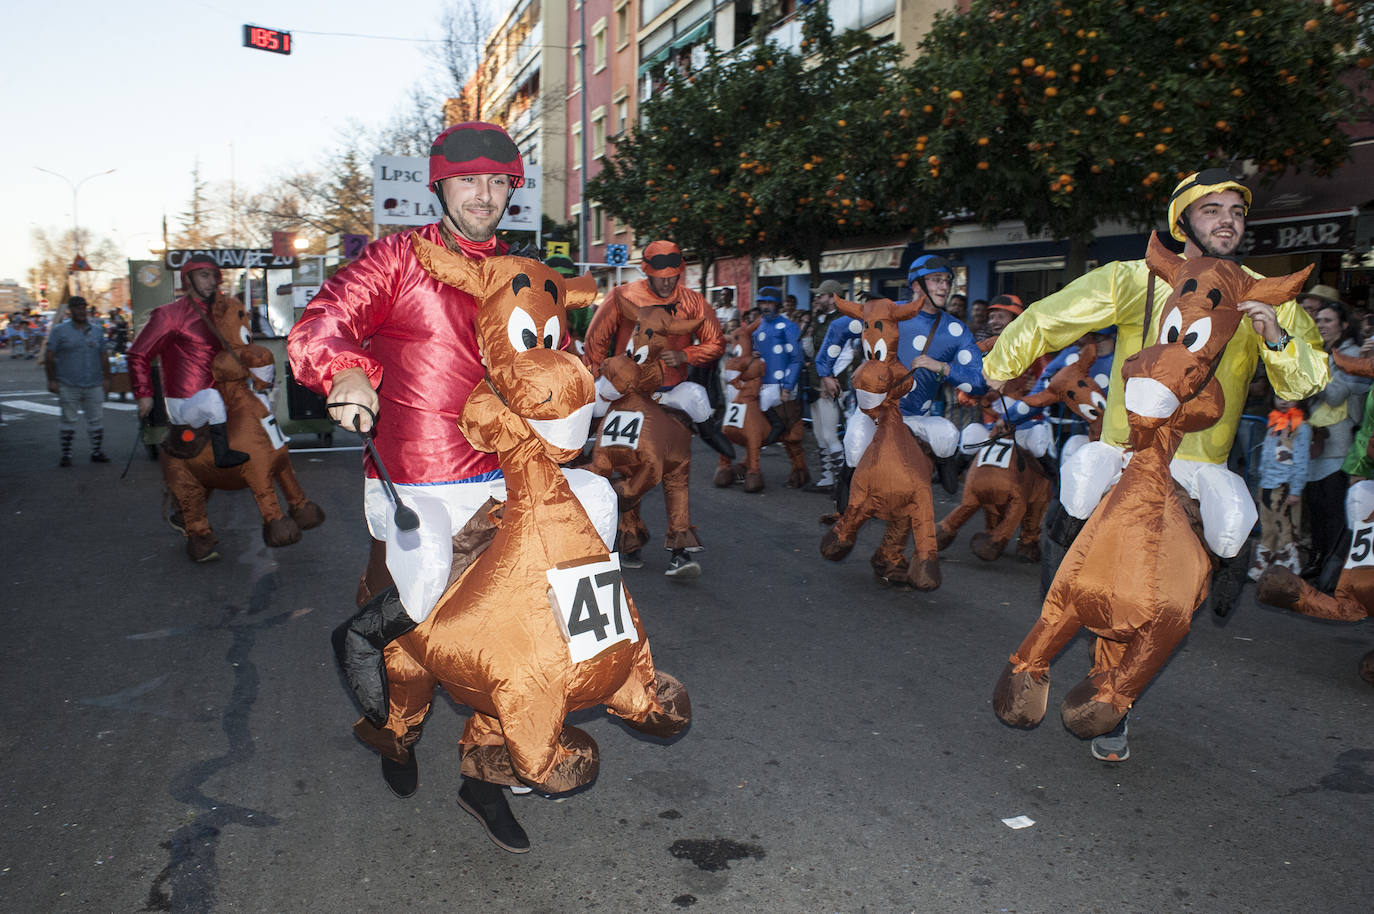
984, 169, 1328, 759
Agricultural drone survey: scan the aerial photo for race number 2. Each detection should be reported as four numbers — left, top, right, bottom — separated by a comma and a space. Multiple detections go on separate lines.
976, 439, 1014, 468
722, 402, 747, 429
546, 555, 639, 663
599, 410, 644, 449
260, 415, 287, 450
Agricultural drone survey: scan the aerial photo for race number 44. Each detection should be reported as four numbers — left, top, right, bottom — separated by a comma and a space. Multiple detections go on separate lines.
546, 555, 639, 663
599, 410, 644, 449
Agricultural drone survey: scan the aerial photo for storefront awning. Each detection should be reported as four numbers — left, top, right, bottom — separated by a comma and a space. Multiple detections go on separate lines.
1248, 141, 1374, 221
757, 244, 908, 276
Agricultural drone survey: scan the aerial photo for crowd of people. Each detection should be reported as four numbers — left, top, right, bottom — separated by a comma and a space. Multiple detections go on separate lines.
77, 119, 1365, 854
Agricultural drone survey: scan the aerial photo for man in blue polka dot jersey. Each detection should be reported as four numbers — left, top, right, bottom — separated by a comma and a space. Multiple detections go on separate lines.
753, 286, 804, 445
817, 256, 986, 475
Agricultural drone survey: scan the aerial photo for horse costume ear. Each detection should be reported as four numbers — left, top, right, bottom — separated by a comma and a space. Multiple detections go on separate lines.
889, 298, 923, 322
411, 231, 483, 292
1145, 231, 1185, 286
1244, 264, 1313, 308
833, 296, 863, 320
563, 273, 600, 310
458, 382, 527, 454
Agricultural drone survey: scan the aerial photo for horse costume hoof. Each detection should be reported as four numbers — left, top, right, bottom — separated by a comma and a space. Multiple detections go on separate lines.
743, 471, 765, 493
819, 529, 853, 561
1061, 675, 1125, 738
935, 525, 957, 551
1359, 649, 1374, 686
970, 532, 1006, 562
910, 557, 941, 591
713, 465, 736, 488
263, 516, 303, 547
1015, 541, 1041, 564
290, 500, 326, 530
622, 671, 692, 739
1255, 566, 1304, 609
187, 533, 219, 563
992, 662, 1049, 728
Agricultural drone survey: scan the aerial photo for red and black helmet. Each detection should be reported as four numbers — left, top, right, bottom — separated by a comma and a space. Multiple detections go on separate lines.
180, 253, 221, 286
428, 122, 525, 191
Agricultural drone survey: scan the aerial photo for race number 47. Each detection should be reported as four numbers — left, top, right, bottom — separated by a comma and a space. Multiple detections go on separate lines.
546, 555, 639, 663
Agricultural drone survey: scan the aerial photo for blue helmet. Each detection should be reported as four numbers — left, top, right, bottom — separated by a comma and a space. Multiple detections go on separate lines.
756, 286, 783, 304
906, 254, 953, 287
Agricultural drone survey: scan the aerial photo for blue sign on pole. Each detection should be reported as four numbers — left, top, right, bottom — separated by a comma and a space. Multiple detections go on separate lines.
606, 244, 629, 265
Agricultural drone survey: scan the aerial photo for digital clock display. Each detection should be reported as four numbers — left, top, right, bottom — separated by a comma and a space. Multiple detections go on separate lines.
242, 25, 292, 55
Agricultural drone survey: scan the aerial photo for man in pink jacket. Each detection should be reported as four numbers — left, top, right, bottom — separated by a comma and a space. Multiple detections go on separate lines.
290, 122, 611, 852
127, 255, 251, 469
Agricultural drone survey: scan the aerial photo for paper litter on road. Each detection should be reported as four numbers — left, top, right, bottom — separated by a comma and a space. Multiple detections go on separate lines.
1001, 815, 1035, 829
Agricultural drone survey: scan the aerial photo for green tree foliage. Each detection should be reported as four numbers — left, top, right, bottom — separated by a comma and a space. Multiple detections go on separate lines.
902, 0, 1373, 269
588, 3, 916, 284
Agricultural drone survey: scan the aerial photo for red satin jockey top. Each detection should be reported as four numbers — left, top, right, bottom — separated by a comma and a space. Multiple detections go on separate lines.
582, 279, 725, 387
287, 222, 506, 485
126, 295, 226, 400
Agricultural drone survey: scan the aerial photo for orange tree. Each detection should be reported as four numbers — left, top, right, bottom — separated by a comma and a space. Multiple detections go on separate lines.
900, 0, 1372, 272
587, 3, 918, 286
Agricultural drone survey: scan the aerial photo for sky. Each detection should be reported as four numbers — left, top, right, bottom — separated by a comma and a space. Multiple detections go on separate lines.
0, 0, 505, 289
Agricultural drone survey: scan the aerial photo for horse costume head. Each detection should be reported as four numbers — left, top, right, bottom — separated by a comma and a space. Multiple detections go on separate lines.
833, 296, 921, 418
1020, 339, 1109, 440
411, 234, 601, 462
616, 297, 705, 366
724, 318, 764, 383
1125, 233, 1311, 445
833, 294, 925, 365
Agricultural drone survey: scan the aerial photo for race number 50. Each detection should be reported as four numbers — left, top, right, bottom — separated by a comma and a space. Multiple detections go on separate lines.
1347, 525, 1374, 569
546, 555, 639, 663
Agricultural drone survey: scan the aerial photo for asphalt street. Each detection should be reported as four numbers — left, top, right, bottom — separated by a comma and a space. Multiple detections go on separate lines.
0, 352, 1369, 913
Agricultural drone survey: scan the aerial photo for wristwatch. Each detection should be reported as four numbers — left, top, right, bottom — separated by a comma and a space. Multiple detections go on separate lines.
1264, 330, 1291, 352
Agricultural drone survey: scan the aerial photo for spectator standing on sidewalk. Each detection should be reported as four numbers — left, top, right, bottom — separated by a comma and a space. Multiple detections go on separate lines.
43, 296, 112, 466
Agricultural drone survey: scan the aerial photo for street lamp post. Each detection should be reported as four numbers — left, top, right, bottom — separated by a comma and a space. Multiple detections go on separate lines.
35, 166, 116, 297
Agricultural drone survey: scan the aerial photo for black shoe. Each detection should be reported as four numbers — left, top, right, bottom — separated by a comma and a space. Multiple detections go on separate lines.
762, 407, 787, 446
208, 422, 250, 468
381, 749, 418, 798
457, 779, 530, 853
936, 456, 960, 495
664, 549, 701, 578
695, 420, 736, 459
332, 587, 417, 727
833, 464, 854, 514
167, 510, 187, 535
90, 451, 111, 463
59, 455, 73, 468
621, 549, 644, 569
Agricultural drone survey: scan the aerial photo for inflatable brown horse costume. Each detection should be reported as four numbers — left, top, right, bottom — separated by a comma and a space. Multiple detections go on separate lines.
936, 343, 1107, 563
354, 240, 690, 795
1257, 346, 1374, 685
994, 234, 1310, 738
714, 319, 810, 492
162, 298, 325, 562
589, 299, 704, 571
819, 295, 941, 591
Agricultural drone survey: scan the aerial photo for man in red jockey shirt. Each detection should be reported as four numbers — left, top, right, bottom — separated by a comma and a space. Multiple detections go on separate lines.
582, 240, 734, 457
289, 121, 613, 851
127, 255, 251, 468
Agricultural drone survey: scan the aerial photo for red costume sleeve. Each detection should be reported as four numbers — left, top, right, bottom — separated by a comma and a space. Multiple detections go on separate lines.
287, 240, 406, 394
582, 289, 625, 377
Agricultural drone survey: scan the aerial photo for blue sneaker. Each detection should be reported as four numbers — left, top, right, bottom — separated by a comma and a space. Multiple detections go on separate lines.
1090, 716, 1129, 762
